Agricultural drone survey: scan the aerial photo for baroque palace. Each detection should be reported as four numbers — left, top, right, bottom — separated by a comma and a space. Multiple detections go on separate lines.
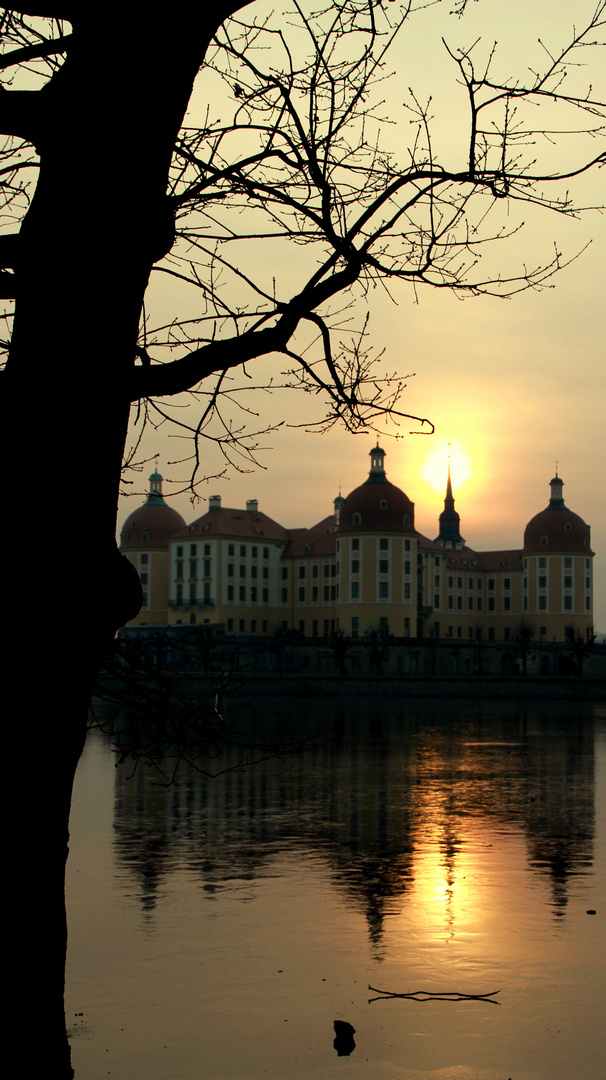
120, 445, 594, 645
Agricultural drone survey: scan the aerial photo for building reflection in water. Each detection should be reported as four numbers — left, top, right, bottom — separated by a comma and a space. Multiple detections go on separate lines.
110, 700, 597, 942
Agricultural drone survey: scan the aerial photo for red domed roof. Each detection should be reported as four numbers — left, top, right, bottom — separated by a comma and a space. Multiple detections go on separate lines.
120, 472, 186, 550
120, 502, 186, 550
523, 506, 591, 553
338, 479, 415, 533
523, 475, 591, 553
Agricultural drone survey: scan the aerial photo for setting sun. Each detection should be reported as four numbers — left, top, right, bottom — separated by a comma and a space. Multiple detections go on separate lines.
421, 443, 473, 495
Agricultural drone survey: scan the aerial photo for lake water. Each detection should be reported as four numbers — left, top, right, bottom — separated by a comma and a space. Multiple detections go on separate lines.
66, 698, 606, 1079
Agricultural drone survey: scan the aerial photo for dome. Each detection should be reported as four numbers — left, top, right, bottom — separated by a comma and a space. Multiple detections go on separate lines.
338, 444, 415, 533
120, 472, 186, 550
523, 475, 591, 553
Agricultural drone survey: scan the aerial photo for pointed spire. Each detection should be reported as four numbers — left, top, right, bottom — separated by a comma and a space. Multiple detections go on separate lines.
435, 460, 465, 548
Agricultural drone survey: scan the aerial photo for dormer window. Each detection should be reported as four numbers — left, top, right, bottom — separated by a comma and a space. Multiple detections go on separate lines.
540, 536, 548, 547
403, 514, 409, 527
564, 522, 572, 532
380, 499, 387, 509
353, 512, 361, 526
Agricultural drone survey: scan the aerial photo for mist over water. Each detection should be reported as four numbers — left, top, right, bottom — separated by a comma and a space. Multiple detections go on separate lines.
67, 699, 606, 1079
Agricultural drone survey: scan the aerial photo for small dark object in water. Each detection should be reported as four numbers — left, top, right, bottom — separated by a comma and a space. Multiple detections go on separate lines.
586, 909, 596, 915
333, 1020, 356, 1057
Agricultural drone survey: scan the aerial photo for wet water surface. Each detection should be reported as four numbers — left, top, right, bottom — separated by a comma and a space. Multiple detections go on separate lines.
67, 699, 606, 1078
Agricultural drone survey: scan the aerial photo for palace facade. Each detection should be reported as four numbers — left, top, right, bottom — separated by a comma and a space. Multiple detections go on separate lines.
120, 446, 594, 644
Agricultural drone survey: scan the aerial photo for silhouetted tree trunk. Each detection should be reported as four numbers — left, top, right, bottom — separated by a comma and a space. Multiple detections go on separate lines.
1, 8, 243, 1075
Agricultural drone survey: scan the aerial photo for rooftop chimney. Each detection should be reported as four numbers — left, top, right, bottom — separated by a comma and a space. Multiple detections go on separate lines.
208, 495, 221, 510
246, 499, 259, 513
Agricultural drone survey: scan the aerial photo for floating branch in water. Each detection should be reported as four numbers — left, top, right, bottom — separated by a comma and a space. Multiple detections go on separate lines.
368, 986, 501, 1006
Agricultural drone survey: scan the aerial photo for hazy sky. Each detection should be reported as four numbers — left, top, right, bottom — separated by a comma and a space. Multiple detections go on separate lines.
119, 0, 606, 629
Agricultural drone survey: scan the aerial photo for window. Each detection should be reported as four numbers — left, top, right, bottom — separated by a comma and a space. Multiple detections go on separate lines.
405, 561, 411, 575
252, 546, 257, 558
477, 597, 482, 611
434, 575, 440, 587
504, 627, 510, 643
251, 565, 257, 579
141, 593, 148, 607
468, 577, 473, 589
403, 515, 410, 527
189, 559, 197, 578
324, 565, 330, 578
299, 587, 305, 602
457, 577, 462, 588
323, 586, 329, 601
586, 597, 591, 610
488, 627, 495, 642
239, 564, 246, 578
448, 576, 453, 588
434, 595, 440, 608
176, 584, 183, 603
405, 539, 411, 552
282, 567, 288, 580
140, 573, 148, 585
263, 547, 269, 559
281, 588, 288, 602
239, 619, 245, 632
176, 546, 183, 558
227, 563, 234, 578
564, 576, 572, 588
227, 585, 234, 601
312, 586, 318, 601
435, 557, 440, 567
239, 586, 245, 601
204, 559, 211, 577
540, 536, 548, 547
299, 565, 305, 578
176, 560, 183, 579
352, 560, 359, 574
140, 553, 148, 565
379, 582, 388, 598
564, 557, 572, 568
227, 619, 233, 632
504, 597, 511, 611
352, 538, 359, 551
190, 544, 197, 556
564, 596, 572, 610
353, 513, 361, 525
504, 578, 510, 590
488, 579, 495, 591
380, 538, 388, 550
539, 575, 546, 588
457, 596, 462, 610
405, 583, 411, 600
539, 557, 546, 568
379, 559, 389, 574
189, 612, 196, 624
263, 566, 269, 579
351, 582, 359, 599
204, 544, 211, 556
251, 587, 258, 602
539, 595, 547, 610
263, 620, 268, 632
262, 588, 268, 602
448, 595, 453, 609
251, 619, 257, 632
477, 579, 482, 590
228, 544, 234, 556
488, 597, 495, 612
565, 522, 572, 532
189, 584, 197, 602
380, 499, 387, 509
468, 597, 473, 611
352, 617, 359, 638
240, 545, 246, 556
312, 565, 318, 578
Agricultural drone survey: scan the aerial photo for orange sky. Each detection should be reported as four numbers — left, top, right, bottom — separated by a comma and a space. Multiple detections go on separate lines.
118, 0, 606, 629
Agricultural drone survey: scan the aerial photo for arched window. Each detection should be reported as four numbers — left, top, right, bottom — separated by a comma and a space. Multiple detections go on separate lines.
564, 522, 572, 532
353, 512, 361, 526
403, 514, 409, 527
380, 499, 387, 509
540, 536, 548, 547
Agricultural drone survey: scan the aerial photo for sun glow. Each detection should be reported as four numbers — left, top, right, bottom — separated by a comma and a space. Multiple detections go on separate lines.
421, 443, 473, 495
